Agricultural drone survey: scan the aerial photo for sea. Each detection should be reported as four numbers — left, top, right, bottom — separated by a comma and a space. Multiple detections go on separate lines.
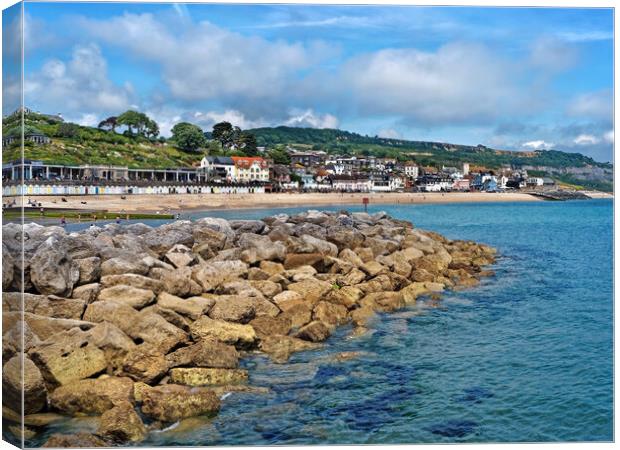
37, 199, 613, 445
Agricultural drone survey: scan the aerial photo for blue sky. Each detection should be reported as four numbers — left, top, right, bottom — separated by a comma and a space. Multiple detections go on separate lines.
3, 2, 614, 161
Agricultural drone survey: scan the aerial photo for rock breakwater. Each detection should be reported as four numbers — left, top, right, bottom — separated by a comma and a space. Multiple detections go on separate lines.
2, 210, 496, 446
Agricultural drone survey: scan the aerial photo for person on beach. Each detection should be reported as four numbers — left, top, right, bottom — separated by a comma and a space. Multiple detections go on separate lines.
40, 207, 44, 216
60, 216, 66, 227
115, 216, 121, 224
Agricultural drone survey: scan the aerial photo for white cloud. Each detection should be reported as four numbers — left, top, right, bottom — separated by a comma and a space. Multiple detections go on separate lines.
378, 128, 402, 139
603, 130, 614, 144
80, 13, 332, 117
284, 109, 338, 129
193, 110, 266, 130
567, 90, 613, 120
529, 37, 578, 73
75, 113, 99, 127
573, 134, 600, 145
522, 140, 554, 150
339, 42, 524, 125
24, 44, 134, 118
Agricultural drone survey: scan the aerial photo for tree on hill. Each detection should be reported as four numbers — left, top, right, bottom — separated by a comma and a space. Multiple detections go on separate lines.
268, 147, 291, 165
117, 110, 158, 137
56, 122, 80, 138
171, 122, 207, 152
237, 132, 258, 156
212, 121, 241, 149
98, 116, 118, 132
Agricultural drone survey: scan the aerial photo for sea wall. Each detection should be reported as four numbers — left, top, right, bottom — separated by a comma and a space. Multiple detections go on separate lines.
2, 210, 496, 447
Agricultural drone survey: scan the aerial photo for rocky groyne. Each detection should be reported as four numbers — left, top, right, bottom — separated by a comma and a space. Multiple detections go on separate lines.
2, 210, 496, 447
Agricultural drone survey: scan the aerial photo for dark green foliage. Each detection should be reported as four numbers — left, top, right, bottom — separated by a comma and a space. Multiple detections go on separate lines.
238, 132, 258, 156
56, 122, 80, 138
171, 122, 207, 152
268, 147, 291, 165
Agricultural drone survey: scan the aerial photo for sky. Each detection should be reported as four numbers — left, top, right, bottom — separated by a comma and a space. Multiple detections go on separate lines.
2, 2, 614, 162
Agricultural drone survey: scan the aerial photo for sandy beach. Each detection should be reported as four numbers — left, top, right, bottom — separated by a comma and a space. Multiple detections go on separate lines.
13, 191, 543, 214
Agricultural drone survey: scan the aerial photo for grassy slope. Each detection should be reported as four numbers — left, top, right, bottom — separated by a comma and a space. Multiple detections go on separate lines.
2, 113, 202, 169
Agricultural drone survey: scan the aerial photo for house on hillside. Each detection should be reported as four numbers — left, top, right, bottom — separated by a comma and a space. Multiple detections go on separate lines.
231, 156, 269, 182
331, 174, 372, 192
200, 156, 235, 181
417, 174, 453, 192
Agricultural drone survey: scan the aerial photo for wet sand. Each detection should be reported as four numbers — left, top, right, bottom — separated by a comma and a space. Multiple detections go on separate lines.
11, 192, 543, 214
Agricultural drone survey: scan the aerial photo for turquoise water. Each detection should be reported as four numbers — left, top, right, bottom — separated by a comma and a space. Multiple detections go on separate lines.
60, 200, 614, 444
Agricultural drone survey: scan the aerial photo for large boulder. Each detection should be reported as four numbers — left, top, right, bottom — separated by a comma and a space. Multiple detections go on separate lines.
294, 320, 332, 342
324, 286, 363, 309
160, 266, 203, 297
165, 340, 239, 369
192, 260, 248, 292
140, 384, 220, 422
86, 322, 136, 373
29, 327, 108, 386
3, 321, 41, 363
4, 292, 85, 320
3, 356, 47, 414
237, 233, 287, 264
229, 219, 266, 234
75, 256, 102, 285
165, 244, 196, 268
30, 236, 80, 296
157, 292, 214, 320
72, 283, 101, 303
169, 368, 248, 386
208, 296, 256, 323
194, 217, 235, 241
360, 291, 405, 312
271, 290, 304, 311
259, 335, 321, 363
100, 257, 149, 277
286, 278, 333, 306
83, 301, 187, 354
42, 433, 108, 448
97, 401, 146, 444
141, 221, 194, 256
312, 301, 349, 326
249, 315, 292, 338
100, 274, 164, 294
97, 285, 155, 309
49, 376, 134, 415
190, 316, 257, 348
2, 243, 14, 289
121, 346, 168, 384
325, 227, 365, 250
6, 312, 96, 341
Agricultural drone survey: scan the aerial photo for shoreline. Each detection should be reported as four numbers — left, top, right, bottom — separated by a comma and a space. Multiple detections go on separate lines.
7, 192, 546, 214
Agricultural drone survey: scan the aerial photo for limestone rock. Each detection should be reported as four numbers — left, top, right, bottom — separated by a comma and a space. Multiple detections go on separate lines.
42, 433, 108, 447
97, 401, 146, 443
165, 340, 239, 369
286, 278, 333, 306
165, 244, 196, 268
208, 296, 256, 323
157, 292, 214, 320
3, 356, 47, 414
294, 320, 332, 342
100, 257, 149, 277
249, 315, 292, 338
29, 327, 108, 386
121, 346, 168, 384
72, 283, 101, 303
190, 316, 256, 348
312, 301, 349, 326
169, 368, 248, 386
140, 384, 220, 422
259, 335, 321, 363
30, 236, 80, 296
100, 274, 164, 294
97, 285, 155, 309
75, 256, 101, 285
49, 376, 134, 415
271, 290, 304, 311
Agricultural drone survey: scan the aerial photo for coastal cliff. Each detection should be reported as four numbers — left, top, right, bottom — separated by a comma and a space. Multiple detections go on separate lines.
2, 210, 496, 446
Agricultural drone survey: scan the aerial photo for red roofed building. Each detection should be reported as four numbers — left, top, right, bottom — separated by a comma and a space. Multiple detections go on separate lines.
231, 156, 269, 182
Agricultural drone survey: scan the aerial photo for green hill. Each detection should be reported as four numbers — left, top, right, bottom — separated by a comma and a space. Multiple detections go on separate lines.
2, 112, 201, 169
250, 126, 611, 170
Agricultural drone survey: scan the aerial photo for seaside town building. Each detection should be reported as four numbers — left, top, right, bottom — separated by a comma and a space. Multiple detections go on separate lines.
231, 156, 269, 182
